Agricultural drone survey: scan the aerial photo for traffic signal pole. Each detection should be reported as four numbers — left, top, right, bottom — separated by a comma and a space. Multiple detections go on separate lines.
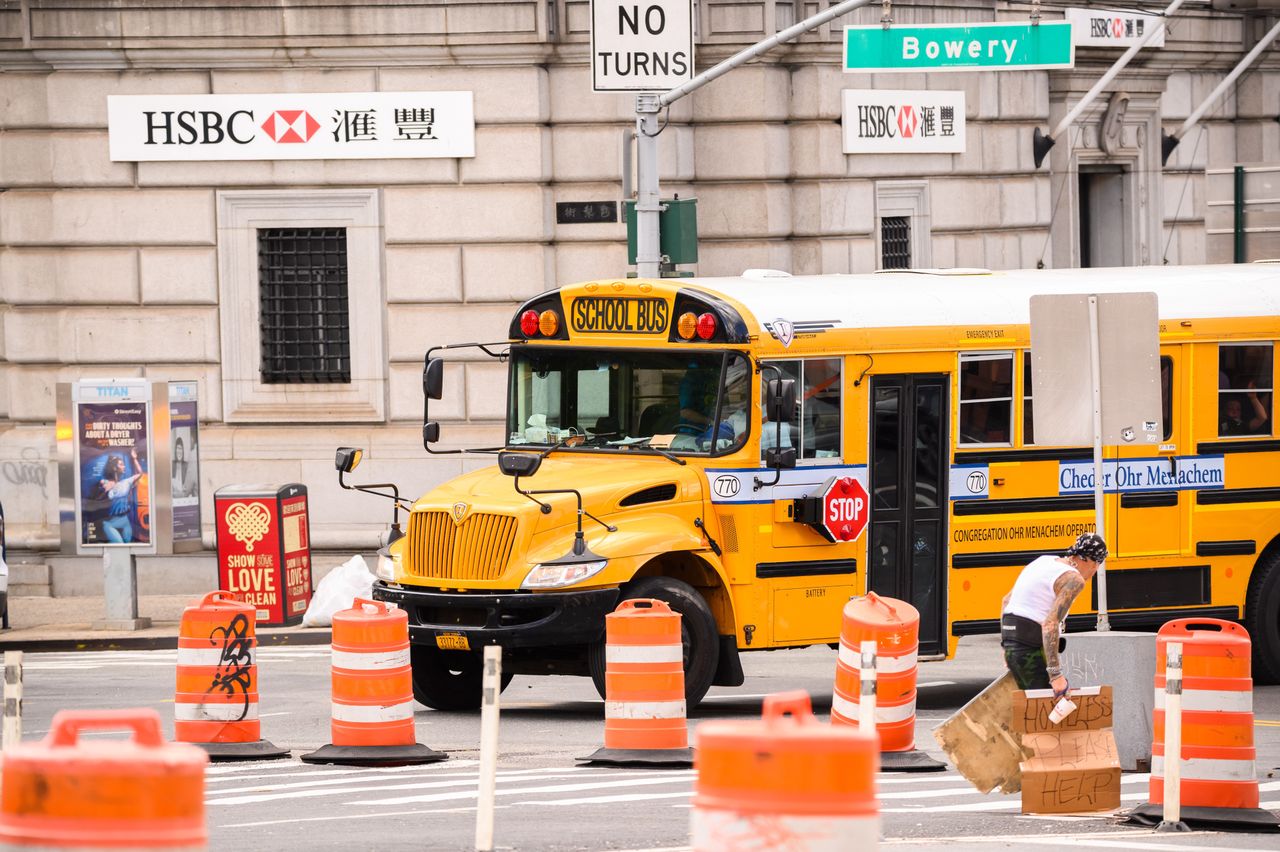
633, 0, 876, 278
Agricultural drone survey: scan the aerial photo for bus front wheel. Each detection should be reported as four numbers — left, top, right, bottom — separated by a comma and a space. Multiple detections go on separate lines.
1246, 547, 1280, 684
588, 575, 720, 709
410, 645, 513, 711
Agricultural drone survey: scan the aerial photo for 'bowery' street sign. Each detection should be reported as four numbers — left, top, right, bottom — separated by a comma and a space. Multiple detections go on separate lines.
844, 22, 1074, 73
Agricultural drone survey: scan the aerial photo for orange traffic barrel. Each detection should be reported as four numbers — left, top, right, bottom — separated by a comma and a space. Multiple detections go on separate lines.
580, 599, 693, 767
301, 598, 446, 766
832, 592, 944, 772
175, 590, 287, 760
1127, 618, 1278, 830
0, 708, 207, 849
693, 691, 879, 850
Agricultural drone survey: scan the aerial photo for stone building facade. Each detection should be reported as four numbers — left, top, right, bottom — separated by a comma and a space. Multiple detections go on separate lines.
0, 0, 1276, 591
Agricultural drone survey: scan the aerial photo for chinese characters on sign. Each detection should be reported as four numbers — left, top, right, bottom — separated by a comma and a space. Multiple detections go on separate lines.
1065, 7, 1164, 49
108, 92, 475, 161
842, 90, 967, 154
556, 201, 619, 225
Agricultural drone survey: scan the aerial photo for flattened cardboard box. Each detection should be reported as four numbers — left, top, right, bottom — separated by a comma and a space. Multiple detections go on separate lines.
933, 672, 1028, 794
1013, 686, 1121, 814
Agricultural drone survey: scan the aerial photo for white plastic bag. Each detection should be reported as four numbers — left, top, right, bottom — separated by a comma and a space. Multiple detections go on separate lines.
302, 555, 375, 628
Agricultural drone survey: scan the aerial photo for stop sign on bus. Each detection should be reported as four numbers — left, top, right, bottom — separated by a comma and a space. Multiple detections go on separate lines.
822, 476, 869, 542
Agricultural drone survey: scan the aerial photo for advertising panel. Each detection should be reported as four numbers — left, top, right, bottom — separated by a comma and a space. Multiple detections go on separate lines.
169, 382, 202, 548
77, 399, 151, 547
280, 493, 313, 622
215, 484, 312, 626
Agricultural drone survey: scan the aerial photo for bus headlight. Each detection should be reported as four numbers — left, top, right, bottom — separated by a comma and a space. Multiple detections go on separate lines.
375, 547, 400, 582
520, 560, 608, 590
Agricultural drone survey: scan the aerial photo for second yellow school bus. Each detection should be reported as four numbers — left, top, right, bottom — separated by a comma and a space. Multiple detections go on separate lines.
338, 263, 1280, 709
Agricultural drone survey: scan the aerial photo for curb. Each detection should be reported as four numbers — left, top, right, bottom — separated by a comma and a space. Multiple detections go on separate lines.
0, 628, 333, 653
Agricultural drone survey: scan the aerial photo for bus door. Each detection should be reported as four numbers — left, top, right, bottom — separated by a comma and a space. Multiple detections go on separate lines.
1114, 352, 1180, 559
868, 374, 950, 656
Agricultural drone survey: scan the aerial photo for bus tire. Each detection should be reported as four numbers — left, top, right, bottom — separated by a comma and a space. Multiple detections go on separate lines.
588, 575, 720, 709
1245, 547, 1280, 684
410, 645, 513, 711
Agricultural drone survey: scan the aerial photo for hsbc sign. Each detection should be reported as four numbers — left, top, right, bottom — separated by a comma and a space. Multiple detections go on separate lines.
107, 92, 475, 162
1065, 8, 1164, 49
841, 89, 966, 154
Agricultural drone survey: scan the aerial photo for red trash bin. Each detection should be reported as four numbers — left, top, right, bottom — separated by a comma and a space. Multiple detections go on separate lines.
214, 483, 313, 627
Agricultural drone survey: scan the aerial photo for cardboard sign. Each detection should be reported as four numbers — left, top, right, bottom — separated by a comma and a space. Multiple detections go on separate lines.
1015, 687, 1121, 814
933, 672, 1030, 794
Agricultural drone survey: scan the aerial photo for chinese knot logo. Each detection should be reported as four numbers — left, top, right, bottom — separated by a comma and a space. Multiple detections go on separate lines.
897, 105, 918, 139
225, 502, 271, 552
260, 110, 320, 144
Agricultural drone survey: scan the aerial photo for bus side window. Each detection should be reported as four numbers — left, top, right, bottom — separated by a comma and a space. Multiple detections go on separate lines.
1219, 342, 1273, 437
959, 352, 1013, 446
760, 358, 843, 461
1023, 351, 1034, 445
1160, 356, 1173, 441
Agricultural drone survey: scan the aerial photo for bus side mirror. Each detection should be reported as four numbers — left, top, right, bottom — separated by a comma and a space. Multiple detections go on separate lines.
498, 451, 542, 478
423, 422, 440, 446
765, 447, 797, 470
335, 447, 363, 473
423, 357, 444, 401
767, 378, 797, 424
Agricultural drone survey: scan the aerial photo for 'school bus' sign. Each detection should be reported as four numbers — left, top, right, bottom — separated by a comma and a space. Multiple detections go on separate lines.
591, 0, 694, 92
844, 22, 1074, 73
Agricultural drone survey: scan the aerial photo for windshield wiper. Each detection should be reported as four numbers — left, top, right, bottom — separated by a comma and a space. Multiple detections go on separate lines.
632, 441, 687, 466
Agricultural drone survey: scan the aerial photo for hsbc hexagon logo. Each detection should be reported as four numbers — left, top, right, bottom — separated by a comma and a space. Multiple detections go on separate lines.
261, 110, 320, 144
896, 105, 918, 139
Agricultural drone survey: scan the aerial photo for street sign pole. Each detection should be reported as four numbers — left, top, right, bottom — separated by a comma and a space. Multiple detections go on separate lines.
1088, 296, 1110, 632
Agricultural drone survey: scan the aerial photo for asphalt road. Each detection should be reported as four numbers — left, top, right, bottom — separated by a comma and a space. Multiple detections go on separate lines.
14, 635, 1280, 851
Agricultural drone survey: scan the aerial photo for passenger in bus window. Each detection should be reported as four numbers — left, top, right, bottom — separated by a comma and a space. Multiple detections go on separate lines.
1220, 383, 1269, 436
676, 363, 719, 437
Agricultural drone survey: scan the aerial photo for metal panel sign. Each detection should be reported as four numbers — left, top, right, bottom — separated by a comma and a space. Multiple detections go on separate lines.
842, 89, 966, 153
73, 380, 153, 547
1065, 7, 1164, 48
844, 22, 1074, 72
108, 92, 475, 161
591, 0, 694, 91
1029, 292, 1162, 446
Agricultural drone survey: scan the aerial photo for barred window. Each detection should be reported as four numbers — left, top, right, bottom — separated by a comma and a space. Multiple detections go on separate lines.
880, 216, 911, 269
257, 228, 351, 384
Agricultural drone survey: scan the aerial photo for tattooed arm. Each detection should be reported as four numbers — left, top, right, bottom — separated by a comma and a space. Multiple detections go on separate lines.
1042, 570, 1085, 689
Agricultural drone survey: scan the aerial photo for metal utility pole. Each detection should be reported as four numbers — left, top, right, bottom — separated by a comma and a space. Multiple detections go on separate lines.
1162, 17, 1280, 165
633, 0, 877, 278
1033, 0, 1188, 168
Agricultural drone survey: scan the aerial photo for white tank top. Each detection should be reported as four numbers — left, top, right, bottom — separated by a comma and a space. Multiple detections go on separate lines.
1004, 555, 1079, 623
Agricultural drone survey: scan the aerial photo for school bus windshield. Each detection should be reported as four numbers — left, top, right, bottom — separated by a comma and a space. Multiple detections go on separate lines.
507, 347, 751, 454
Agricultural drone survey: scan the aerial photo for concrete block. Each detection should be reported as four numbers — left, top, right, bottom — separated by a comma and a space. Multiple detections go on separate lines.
138, 157, 458, 187
789, 122, 847, 181
1, 248, 139, 305
387, 304, 513, 361
140, 248, 218, 305
551, 125, 627, 183
386, 245, 463, 303
547, 66, 692, 124
0, 74, 51, 128
0, 131, 134, 188
789, 66, 851, 122
1163, 72, 1194, 121
462, 244, 552, 302
953, 233, 986, 268
695, 183, 793, 239
1163, 172, 1203, 222
998, 178, 1043, 229
553, 242, 629, 285
210, 68, 377, 94
792, 180, 875, 237
0, 190, 216, 246
932, 179, 998, 231
4, 364, 130, 422
43, 72, 211, 128
695, 240, 792, 278
694, 124, 791, 181
690, 66, 791, 123
465, 362, 509, 420
384, 185, 550, 244
391, 360, 460, 422
381, 66, 549, 124
982, 232, 1021, 271
460, 125, 552, 183
932, 234, 957, 269
997, 72, 1049, 121
3, 306, 219, 365
1062, 631, 1157, 771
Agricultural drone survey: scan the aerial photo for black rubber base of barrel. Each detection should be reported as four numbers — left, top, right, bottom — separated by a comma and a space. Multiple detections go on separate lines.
298, 743, 449, 767
880, 749, 948, 772
577, 746, 694, 767
194, 739, 291, 762
1123, 803, 1280, 832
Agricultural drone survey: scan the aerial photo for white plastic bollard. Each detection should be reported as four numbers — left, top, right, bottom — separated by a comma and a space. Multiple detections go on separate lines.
858, 639, 876, 733
1156, 640, 1190, 832
475, 645, 502, 852
3, 650, 21, 750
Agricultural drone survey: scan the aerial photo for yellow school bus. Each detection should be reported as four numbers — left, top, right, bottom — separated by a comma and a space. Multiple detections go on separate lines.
336, 263, 1280, 710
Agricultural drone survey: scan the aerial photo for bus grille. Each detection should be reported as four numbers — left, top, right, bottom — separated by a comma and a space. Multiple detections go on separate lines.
406, 511, 519, 581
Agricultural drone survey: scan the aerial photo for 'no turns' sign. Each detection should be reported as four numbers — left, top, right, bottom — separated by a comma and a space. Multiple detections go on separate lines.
591, 1, 694, 92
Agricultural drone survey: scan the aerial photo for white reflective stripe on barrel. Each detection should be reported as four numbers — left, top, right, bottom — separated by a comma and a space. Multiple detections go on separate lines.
604, 699, 687, 720
175, 701, 259, 722
1151, 754, 1256, 783
606, 644, 684, 665
331, 647, 411, 671
1153, 687, 1252, 714
838, 641, 917, 674
831, 692, 916, 725
692, 808, 879, 851
330, 700, 415, 724
176, 646, 257, 667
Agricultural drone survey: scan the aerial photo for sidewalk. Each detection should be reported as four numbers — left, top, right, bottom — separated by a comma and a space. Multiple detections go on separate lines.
0, 594, 331, 652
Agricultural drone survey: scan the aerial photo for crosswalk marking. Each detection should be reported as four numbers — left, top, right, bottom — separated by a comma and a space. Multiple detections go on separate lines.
22, 646, 330, 672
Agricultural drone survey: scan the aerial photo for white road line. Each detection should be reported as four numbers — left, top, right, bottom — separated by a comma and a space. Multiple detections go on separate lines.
205, 761, 483, 783
218, 804, 497, 830
880, 830, 1238, 849
878, 786, 1002, 801
205, 766, 656, 797
520, 791, 694, 806
355, 774, 700, 808
917, 681, 956, 687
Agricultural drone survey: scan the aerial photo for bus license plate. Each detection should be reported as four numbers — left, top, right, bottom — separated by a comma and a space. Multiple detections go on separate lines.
435, 632, 470, 651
